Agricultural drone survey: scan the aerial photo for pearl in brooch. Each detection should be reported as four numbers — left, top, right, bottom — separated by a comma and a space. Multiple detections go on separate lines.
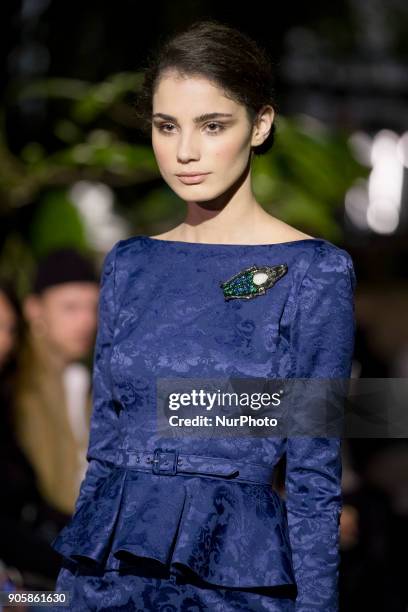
220, 264, 288, 301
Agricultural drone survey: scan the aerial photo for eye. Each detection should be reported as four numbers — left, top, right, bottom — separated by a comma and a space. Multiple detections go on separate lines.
205, 122, 225, 134
158, 123, 175, 133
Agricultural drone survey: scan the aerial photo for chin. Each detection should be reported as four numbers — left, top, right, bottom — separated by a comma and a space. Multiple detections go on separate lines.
173, 184, 221, 200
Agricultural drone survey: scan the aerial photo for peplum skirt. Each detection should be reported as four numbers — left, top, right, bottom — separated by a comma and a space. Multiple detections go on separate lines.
51, 447, 298, 611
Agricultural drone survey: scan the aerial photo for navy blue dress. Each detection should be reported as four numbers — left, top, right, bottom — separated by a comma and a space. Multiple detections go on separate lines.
51, 235, 356, 611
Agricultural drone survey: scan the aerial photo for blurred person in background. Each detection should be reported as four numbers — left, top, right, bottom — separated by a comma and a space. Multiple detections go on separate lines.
0, 280, 63, 588
11, 249, 99, 520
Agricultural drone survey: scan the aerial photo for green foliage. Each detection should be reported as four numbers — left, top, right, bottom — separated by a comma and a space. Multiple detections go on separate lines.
126, 185, 186, 232
29, 189, 88, 258
252, 116, 368, 240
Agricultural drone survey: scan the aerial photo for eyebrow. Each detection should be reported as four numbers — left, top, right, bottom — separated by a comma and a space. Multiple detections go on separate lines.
152, 112, 233, 123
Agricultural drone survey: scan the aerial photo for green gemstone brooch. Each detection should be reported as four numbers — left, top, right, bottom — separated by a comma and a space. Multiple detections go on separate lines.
220, 263, 288, 301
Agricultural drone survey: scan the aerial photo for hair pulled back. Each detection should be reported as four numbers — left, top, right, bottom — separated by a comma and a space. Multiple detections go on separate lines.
133, 19, 278, 155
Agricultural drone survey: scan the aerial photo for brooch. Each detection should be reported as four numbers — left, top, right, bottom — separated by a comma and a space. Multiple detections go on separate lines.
220, 264, 288, 301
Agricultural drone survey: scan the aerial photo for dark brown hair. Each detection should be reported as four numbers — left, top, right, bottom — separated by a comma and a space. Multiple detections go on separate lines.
0, 279, 25, 380
133, 19, 278, 155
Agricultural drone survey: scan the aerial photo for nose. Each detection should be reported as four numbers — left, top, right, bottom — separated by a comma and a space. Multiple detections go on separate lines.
176, 130, 200, 162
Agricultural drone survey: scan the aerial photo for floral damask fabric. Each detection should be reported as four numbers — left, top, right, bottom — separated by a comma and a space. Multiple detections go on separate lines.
51, 236, 356, 611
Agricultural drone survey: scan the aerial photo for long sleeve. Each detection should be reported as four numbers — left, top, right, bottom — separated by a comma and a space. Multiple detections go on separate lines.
72, 240, 121, 514
285, 246, 357, 611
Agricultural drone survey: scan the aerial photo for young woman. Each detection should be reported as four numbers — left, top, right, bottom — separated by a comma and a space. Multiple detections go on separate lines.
51, 19, 356, 611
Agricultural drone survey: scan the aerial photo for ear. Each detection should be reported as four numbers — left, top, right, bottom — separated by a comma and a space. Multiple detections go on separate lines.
251, 105, 275, 147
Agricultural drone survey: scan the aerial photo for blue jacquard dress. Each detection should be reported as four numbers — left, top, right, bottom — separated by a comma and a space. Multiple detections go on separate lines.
51, 235, 356, 611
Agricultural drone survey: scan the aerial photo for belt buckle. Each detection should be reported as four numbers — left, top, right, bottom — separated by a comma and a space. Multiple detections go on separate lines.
152, 448, 179, 476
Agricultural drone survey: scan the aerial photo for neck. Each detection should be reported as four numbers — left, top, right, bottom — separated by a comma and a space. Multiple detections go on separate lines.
177, 154, 277, 244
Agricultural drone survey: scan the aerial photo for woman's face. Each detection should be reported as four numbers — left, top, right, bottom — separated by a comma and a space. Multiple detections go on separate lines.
151, 71, 258, 201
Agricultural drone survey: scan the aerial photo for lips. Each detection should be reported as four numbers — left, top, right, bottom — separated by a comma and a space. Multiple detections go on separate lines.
176, 173, 210, 184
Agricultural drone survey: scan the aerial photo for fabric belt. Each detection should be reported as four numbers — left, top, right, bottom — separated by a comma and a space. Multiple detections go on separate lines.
114, 447, 274, 485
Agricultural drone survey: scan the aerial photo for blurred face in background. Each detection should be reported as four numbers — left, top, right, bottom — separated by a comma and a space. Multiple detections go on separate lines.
25, 282, 99, 363
0, 291, 17, 370
151, 70, 272, 203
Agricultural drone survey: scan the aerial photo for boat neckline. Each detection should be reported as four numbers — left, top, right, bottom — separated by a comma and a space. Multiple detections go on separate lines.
141, 235, 325, 248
